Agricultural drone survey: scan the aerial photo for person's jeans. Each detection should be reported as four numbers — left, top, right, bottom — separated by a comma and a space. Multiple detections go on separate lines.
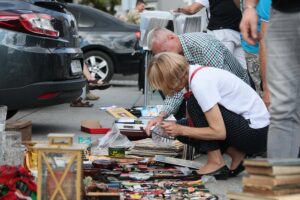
266, 9, 300, 158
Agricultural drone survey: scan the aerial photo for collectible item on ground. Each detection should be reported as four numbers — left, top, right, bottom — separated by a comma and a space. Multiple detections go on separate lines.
0, 105, 7, 131
78, 136, 92, 160
227, 191, 300, 200
48, 133, 74, 146
128, 138, 184, 157
33, 134, 87, 200
154, 155, 202, 169
109, 147, 126, 158
0, 131, 24, 166
151, 125, 176, 147
5, 120, 32, 142
0, 165, 37, 200
234, 158, 300, 199
92, 159, 117, 170
106, 107, 137, 119
244, 158, 300, 167
81, 120, 111, 134
83, 156, 219, 199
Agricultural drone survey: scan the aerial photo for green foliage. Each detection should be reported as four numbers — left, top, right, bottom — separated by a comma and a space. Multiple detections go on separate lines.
80, 0, 121, 15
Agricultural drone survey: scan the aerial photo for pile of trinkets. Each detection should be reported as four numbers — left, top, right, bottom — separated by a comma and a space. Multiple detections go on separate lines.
120, 180, 218, 200
83, 157, 218, 200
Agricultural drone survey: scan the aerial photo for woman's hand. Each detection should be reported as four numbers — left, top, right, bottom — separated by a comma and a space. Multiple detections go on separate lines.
160, 122, 184, 137
145, 113, 166, 136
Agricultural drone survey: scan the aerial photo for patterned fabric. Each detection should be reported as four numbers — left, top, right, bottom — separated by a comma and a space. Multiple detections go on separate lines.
245, 52, 263, 97
161, 32, 250, 116
0, 165, 37, 200
177, 95, 268, 154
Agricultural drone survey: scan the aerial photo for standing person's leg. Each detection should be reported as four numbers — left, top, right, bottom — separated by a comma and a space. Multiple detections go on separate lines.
266, 10, 300, 158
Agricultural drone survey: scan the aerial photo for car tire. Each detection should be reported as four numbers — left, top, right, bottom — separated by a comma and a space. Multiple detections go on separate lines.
84, 51, 114, 82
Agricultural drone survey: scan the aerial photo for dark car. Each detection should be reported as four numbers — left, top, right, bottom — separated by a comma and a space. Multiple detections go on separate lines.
65, 3, 143, 82
0, 0, 85, 117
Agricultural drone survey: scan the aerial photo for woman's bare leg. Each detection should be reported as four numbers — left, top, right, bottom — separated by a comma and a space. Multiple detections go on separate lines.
225, 146, 245, 170
196, 149, 226, 174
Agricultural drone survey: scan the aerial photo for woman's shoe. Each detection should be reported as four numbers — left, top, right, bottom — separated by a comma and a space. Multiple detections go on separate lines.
193, 165, 230, 180
229, 161, 245, 177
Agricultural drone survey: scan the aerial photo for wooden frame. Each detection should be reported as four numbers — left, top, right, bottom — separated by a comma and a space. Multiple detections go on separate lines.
48, 133, 74, 146
34, 143, 87, 200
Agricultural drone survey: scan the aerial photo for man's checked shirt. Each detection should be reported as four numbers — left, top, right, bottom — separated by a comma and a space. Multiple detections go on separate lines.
161, 32, 250, 116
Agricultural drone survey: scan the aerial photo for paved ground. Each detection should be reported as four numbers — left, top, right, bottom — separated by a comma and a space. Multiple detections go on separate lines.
11, 75, 243, 199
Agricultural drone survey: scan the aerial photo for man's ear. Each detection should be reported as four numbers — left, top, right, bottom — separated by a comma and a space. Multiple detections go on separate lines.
167, 34, 175, 41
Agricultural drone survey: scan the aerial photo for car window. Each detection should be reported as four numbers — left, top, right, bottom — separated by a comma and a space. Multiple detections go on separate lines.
67, 6, 95, 28
77, 12, 95, 28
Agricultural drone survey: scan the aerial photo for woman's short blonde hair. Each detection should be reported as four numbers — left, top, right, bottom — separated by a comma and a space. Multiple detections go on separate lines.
147, 52, 189, 96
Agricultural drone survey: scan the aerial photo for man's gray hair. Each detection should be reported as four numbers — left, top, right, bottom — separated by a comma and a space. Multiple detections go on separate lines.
147, 28, 174, 50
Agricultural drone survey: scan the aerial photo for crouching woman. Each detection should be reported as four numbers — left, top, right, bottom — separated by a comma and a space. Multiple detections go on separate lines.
147, 52, 269, 180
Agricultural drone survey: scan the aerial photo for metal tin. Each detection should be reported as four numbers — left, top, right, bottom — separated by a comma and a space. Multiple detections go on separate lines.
108, 146, 125, 158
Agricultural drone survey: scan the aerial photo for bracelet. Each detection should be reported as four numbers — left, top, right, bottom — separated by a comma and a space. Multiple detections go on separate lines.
244, 5, 256, 10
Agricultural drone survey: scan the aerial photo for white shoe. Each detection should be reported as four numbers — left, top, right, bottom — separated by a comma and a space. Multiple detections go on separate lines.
85, 92, 100, 100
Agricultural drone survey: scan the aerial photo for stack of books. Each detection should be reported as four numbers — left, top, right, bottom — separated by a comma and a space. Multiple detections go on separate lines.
228, 158, 300, 200
127, 138, 184, 157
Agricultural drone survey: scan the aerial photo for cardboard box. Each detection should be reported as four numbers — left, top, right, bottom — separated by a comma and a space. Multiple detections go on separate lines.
5, 120, 32, 142
81, 120, 110, 134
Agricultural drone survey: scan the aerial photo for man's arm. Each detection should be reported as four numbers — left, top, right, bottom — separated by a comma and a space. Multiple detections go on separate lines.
259, 21, 270, 107
240, 0, 259, 45
160, 91, 184, 118
177, 2, 205, 15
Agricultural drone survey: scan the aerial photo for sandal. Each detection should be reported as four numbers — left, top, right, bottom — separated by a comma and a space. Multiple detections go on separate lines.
70, 97, 93, 107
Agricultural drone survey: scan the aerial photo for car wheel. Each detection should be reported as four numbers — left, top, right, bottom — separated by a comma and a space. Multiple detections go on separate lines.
84, 51, 114, 82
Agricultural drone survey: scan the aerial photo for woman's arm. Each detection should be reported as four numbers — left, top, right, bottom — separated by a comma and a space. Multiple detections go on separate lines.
177, 2, 205, 15
161, 104, 226, 140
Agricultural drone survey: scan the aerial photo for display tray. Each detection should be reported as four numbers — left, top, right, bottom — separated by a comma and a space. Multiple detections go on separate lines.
81, 126, 111, 134
119, 129, 149, 141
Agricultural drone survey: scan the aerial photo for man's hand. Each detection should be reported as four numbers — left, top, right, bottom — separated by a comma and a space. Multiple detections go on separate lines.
240, 7, 259, 45
145, 116, 164, 136
160, 122, 183, 137
263, 88, 270, 108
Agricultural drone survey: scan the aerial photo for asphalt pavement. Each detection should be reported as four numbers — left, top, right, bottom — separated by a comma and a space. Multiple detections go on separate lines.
11, 75, 243, 199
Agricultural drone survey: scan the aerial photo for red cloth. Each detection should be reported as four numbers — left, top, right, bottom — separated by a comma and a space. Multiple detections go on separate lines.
0, 165, 36, 199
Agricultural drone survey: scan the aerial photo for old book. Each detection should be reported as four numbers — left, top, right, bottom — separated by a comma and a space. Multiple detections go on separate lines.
245, 165, 300, 176
243, 174, 300, 187
154, 155, 201, 169
227, 192, 300, 200
244, 158, 300, 167
106, 107, 137, 119
243, 185, 300, 196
